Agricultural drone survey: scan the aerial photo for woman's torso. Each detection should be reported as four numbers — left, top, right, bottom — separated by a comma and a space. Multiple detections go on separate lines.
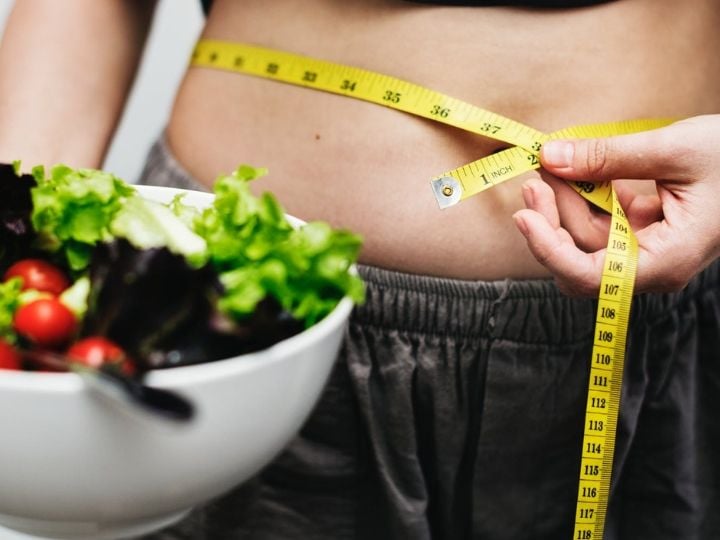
167, 0, 720, 280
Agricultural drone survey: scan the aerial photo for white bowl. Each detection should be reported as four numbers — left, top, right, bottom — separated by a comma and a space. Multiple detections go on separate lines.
0, 186, 354, 539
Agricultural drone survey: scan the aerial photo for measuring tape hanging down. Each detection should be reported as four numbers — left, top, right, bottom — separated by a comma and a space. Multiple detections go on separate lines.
191, 39, 671, 540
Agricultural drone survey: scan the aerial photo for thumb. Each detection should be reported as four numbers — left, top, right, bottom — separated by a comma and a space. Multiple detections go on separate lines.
540, 122, 698, 182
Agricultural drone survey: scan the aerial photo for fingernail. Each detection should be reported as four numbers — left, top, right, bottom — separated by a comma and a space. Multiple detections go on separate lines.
513, 212, 529, 236
542, 141, 574, 168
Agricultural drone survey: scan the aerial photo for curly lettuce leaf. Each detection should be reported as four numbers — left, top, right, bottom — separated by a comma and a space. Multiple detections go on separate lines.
194, 166, 365, 327
110, 195, 207, 266
193, 165, 290, 269
30, 164, 208, 270
31, 165, 136, 270
168, 193, 202, 228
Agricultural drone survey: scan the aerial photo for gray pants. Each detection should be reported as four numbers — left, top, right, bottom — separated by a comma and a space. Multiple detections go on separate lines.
138, 137, 720, 540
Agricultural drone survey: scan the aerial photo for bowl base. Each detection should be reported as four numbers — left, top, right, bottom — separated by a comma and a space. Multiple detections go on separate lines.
0, 508, 191, 539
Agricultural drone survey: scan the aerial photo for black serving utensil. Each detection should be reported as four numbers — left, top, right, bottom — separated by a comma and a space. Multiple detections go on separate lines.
22, 350, 195, 423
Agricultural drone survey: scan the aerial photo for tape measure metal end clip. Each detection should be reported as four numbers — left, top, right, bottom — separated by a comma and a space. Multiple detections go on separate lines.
431, 177, 462, 209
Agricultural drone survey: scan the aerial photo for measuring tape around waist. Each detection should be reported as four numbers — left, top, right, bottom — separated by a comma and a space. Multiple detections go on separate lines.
191, 39, 671, 540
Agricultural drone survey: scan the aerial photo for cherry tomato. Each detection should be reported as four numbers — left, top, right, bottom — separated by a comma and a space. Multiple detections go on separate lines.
4, 259, 70, 296
13, 298, 77, 348
67, 337, 136, 376
0, 339, 21, 370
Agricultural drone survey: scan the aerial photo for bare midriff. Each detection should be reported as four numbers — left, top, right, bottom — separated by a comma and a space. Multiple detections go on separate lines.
166, 0, 720, 280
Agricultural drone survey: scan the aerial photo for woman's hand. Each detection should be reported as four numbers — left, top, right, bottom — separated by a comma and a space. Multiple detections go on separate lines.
512, 115, 720, 296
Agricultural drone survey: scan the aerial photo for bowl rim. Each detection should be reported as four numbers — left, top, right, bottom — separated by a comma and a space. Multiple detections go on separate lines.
0, 184, 356, 391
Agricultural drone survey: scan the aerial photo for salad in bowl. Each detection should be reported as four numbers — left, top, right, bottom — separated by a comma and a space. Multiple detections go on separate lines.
0, 162, 363, 539
0, 161, 363, 374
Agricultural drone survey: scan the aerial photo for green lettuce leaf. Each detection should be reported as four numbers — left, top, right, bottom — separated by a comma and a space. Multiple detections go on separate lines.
30, 165, 136, 270
195, 166, 365, 327
168, 193, 202, 228
110, 196, 207, 266
0, 277, 22, 343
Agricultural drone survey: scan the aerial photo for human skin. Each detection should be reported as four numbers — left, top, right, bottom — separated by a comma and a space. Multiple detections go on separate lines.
0, 0, 157, 168
2, 0, 720, 281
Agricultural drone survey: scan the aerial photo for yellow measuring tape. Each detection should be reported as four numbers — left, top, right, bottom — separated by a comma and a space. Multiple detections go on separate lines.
191, 39, 671, 539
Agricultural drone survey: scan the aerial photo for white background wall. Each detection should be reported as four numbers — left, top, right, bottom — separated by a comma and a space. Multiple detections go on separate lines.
0, 0, 205, 183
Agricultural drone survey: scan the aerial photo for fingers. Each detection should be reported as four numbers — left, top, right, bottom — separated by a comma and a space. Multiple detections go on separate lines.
516, 186, 707, 295
513, 180, 608, 296
540, 121, 700, 182
611, 180, 663, 231
521, 177, 560, 228
513, 208, 606, 296
537, 174, 611, 252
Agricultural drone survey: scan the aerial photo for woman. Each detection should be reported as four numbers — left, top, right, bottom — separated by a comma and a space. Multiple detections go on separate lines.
1, 1, 719, 538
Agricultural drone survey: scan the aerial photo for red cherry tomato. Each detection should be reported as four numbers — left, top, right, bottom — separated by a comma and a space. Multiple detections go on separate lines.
67, 337, 136, 376
13, 298, 77, 348
0, 339, 21, 370
4, 259, 70, 296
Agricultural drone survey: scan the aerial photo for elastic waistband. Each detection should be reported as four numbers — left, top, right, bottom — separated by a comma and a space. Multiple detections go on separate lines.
353, 264, 596, 344
353, 262, 720, 344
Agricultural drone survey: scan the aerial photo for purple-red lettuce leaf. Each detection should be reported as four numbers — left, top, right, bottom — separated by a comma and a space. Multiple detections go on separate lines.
0, 163, 38, 271
82, 239, 302, 372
